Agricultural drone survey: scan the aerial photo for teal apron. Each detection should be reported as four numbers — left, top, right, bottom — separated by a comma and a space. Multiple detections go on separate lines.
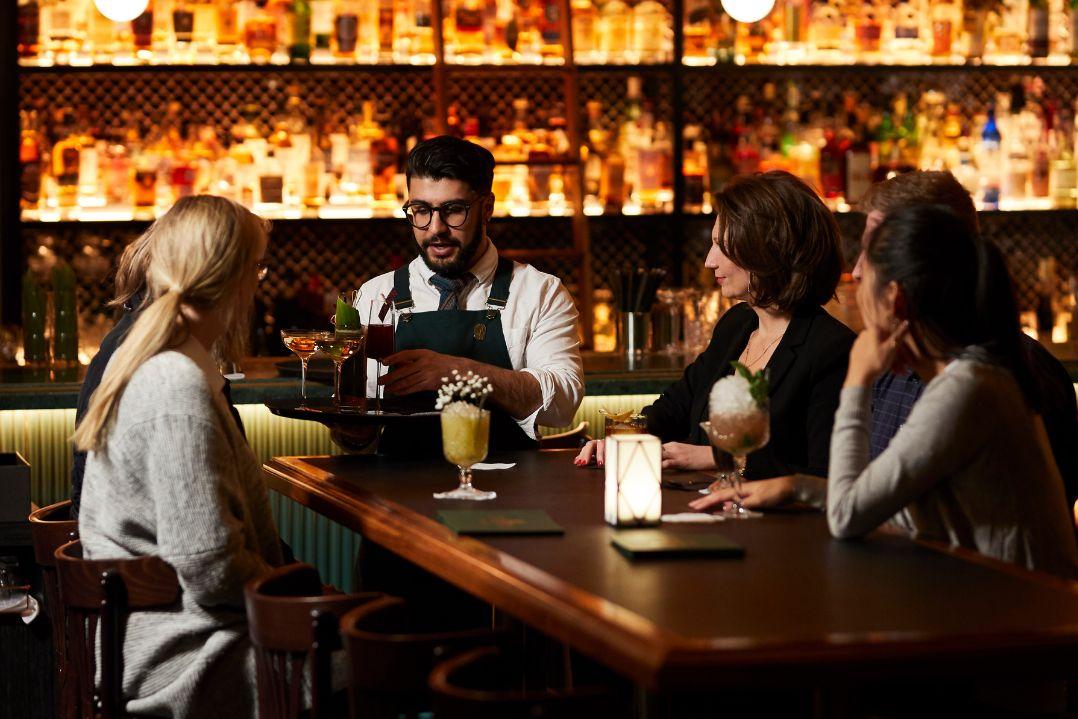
377, 257, 539, 456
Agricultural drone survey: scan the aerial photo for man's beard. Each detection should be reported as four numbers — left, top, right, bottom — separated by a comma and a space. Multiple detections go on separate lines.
418, 223, 484, 278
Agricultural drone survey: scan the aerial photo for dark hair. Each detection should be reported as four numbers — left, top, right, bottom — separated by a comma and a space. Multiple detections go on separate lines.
859, 171, 979, 234
405, 135, 495, 195
713, 171, 843, 312
866, 205, 1039, 409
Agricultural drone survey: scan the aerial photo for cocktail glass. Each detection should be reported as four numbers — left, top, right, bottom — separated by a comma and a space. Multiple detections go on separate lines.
315, 330, 366, 407
434, 403, 495, 501
699, 421, 740, 517
280, 329, 321, 403
702, 402, 770, 518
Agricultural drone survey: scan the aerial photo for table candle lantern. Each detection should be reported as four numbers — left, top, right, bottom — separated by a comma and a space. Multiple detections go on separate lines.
604, 433, 662, 527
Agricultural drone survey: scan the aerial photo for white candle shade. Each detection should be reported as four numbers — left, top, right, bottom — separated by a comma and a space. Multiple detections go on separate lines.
94, 0, 150, 22
720, 0, 776, 24
604, 434, 662, 527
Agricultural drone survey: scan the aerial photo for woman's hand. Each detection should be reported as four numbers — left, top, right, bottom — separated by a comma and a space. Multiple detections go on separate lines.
574, 439, 605, 467
688, 475, 827, 512
661, 443, 715, 471
845, 321, 909, 388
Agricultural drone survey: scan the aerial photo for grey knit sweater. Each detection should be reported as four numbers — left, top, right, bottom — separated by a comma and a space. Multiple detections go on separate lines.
79, 338, 283, 718
828, 355, 1078, 579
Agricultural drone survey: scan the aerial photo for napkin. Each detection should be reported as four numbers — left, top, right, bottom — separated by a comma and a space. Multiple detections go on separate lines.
472, 463, 516, 470
660, 512, 725, 523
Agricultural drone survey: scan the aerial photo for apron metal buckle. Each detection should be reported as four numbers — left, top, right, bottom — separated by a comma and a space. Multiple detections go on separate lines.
401, 313, 413, 324
485, 309, 498, 320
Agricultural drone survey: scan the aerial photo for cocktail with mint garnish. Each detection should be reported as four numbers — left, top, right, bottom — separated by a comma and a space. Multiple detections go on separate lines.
704, 361, 770, 518
434, 370, 496, 501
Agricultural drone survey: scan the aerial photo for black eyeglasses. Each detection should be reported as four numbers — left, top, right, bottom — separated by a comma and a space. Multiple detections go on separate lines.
402, 199, 477, 230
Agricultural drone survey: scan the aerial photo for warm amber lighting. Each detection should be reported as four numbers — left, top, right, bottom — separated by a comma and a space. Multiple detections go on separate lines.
604, 434, 662, 527
93, 0, 149, 23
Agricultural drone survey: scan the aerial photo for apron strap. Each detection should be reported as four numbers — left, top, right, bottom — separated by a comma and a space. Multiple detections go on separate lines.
486, 257, 514, 309
392, 265, 414, 310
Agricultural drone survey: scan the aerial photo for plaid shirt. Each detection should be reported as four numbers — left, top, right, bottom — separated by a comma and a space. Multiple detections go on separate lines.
870, 371, 924, 459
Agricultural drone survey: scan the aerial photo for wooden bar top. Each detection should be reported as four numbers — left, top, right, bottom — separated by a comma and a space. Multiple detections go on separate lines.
265, 449, 1078, 690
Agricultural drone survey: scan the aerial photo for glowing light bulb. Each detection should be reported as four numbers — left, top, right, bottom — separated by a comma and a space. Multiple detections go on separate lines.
720, 0, 776, 23
93, 0, 150, 22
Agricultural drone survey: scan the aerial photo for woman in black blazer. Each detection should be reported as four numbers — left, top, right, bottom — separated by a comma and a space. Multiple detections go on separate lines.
576, 171, 855, 481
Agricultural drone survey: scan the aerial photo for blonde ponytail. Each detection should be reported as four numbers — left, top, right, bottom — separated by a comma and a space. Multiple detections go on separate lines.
74, 290, 186, 451
75, 195, 268, 452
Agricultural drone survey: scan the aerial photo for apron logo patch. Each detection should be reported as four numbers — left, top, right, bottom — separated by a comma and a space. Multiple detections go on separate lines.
473, 323, 487, 342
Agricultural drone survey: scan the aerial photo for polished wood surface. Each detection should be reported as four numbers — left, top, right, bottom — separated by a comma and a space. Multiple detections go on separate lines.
265, 450, 1078, 690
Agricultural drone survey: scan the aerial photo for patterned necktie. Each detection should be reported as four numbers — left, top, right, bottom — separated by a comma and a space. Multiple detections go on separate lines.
429, 273, 472, 311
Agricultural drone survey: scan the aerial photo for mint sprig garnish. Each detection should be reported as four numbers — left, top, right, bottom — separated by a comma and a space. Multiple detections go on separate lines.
730, 361, 769, 407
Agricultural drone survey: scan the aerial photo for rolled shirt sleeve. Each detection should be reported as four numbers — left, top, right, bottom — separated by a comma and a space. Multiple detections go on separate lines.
517, 278, 584, 436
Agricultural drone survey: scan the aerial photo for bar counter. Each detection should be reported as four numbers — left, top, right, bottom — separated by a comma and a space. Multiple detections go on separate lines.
265, 449, 1078, 691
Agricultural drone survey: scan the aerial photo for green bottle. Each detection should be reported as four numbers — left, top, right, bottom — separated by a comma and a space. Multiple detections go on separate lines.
52, 261, 79, 366
21, 270, 48, 365
292, 0, 312, 61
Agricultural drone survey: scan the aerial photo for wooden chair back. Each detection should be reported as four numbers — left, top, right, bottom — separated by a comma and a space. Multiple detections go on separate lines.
28, 500, 78, 719
245, 563, 382, 719
54, 539, 179, 719
539, 422, 591, 450
430, 646, 617, 719
341, 596, 502, 719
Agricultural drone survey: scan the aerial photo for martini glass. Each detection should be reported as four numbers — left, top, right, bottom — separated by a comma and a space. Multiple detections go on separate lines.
315, 330, 366, 407
280, 330, 321, 403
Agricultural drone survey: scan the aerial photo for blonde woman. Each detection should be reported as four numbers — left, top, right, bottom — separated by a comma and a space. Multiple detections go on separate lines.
76, 195, 283, 718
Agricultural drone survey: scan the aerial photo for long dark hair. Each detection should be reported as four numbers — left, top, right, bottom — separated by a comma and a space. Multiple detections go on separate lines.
866, 204, 1040, 410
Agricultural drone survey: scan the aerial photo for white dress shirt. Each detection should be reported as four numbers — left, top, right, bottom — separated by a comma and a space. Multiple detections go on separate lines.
357, 239, 584, 438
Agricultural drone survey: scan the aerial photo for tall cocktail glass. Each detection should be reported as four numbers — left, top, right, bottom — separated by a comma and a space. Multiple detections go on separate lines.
434, 402, 495, 501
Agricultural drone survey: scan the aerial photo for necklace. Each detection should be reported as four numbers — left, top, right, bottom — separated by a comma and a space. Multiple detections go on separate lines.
740, 330, 783, 369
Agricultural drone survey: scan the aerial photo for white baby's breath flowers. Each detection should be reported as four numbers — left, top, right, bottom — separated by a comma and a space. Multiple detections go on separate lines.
436, 370, 494, 410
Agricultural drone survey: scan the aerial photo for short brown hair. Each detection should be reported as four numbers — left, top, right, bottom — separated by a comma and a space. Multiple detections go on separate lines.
859, 171, 978, 233
713, 171, 843, 312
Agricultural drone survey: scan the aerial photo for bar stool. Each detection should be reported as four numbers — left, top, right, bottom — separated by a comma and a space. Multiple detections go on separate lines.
430, 646, 621, 719
28, 500, 78, 719
245, 563, 382, 719
341, 595, 504, 719
54, 539, 180, 719
538, 422, 591, 450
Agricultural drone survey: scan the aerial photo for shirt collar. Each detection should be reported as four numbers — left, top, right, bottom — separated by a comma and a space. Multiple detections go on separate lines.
414, 237, 499, 287
174, 333, 226, 394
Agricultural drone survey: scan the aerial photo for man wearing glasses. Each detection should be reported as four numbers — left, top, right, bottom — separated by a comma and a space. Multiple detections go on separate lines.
358, 135, 584, 452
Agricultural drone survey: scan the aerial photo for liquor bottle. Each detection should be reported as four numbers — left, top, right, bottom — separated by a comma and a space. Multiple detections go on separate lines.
538, 0, 564, 62
216, 0, 240, 56
854, 3, 882, 57
682, 124, 708, 212
845, 125, 872, 204
778, 0, 810, 58
310, 0, 333, 61
977, 106, 1002, 210
1050, 125, 1077, 208
17, 0, 40, 59
582, 100, 607, 210
44, 0, 83, 59
930, 0, 959, 60
291, 0, 311, 61
819, 122, 847, 200
682, 0, 712, 65
809, 1, 843, 55
990, 4, 1024, 61
410, 0, 435, 63
572, 0, 599, 63
86, 2, 118, 62
1071, 0, 1078, 60
888, 1, 922, 61
52, 262, 79, 367
452, 0, 485, 60
1028, 0, 1049, 59
377, 0, 394, 61
246, 0, 280, 62
51, 109, 81, 209
601, 138, 626, 212
132, 5, 155, 55
19, 110, 43, 210
173, 0, 194, 45
963, 2, 987, 61
257, 148, 285, 206
599, 0, 631, 63
632, 0, 670, 63
103, 139, 133, 207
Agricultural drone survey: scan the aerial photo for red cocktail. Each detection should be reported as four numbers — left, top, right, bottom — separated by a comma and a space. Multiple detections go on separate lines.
366, 324, 395, 361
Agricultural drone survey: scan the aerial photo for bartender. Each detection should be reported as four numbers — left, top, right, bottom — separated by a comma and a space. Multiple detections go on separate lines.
359, 135, 584, 452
